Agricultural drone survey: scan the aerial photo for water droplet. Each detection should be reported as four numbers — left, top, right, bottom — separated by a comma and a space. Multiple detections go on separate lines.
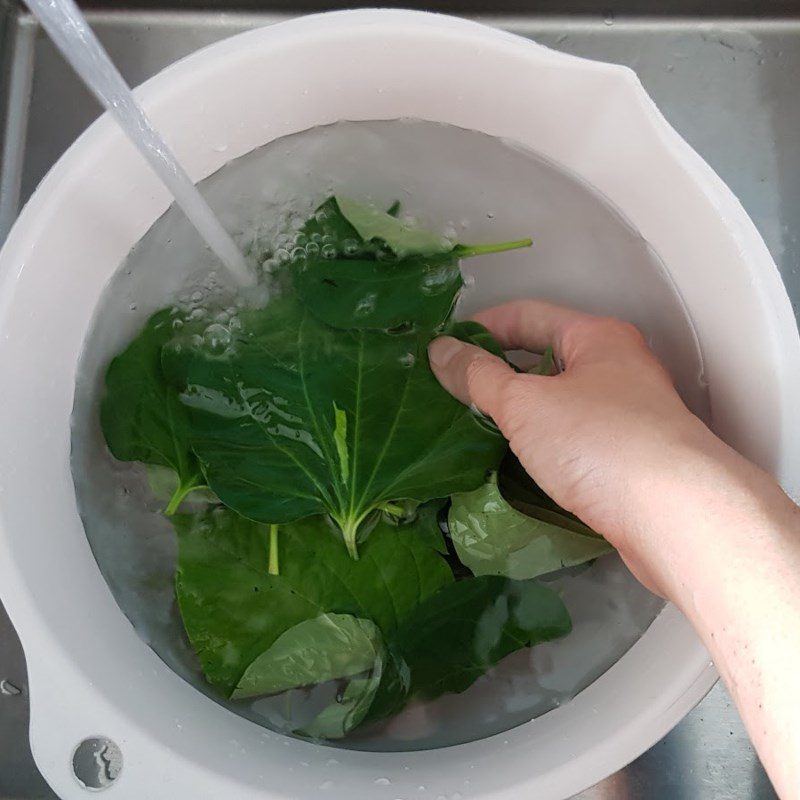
321, 244, 338, 259
204, 323, 232, 354
191, 291, 203, 302
291, 247, 306, 261
355, 293, 377, 317
305, 242, 320, 257
325, 758, 340, 767
0, 679, 21, 696
128, 303, 137, 311
189, 308, 206, 321
343, 238, 359, 256
486, 212, 495, 219
275, 248, 290, 263
212, 143, 228, 153
374, 777, 392, 786
603, 11, 614, 25
399, 352, 415, 368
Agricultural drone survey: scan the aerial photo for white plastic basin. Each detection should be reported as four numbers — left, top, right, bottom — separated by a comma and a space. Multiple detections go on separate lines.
1, 9, 799, 800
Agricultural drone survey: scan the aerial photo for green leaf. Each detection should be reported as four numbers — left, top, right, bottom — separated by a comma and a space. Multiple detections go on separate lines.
335, 195, 453, 258
529, 346, 556, 376
163, 294, 506, 558
173, 506, 452, 695
369, 577, 571, 715
447, 319, 507, 360
291, 198, 531, 333
302, 671, 383, 739
449, 475, 613, 580
292, 253, 464, 332
297, 197, 379, 260
398, 577, 571, 699
100, 309, 206, 515
232, 613, 383, 699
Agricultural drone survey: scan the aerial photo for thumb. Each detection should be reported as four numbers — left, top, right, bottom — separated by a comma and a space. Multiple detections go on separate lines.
428, 336, 517, 420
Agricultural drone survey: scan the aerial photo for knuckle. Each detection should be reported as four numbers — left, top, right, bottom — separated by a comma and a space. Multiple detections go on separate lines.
492, 373, 533, 433
562, 316, 645, 353
606, 318, 645, 344
464, 354, 499, 391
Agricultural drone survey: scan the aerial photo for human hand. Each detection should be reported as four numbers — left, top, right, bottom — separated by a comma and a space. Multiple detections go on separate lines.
429, 299, 800, 799
429, 299, 731, 594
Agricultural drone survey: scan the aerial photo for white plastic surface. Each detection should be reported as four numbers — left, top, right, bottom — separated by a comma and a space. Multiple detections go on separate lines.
0, 10, 798, 800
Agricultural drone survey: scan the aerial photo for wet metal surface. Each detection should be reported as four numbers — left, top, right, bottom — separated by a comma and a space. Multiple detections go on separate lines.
0, 4, 794, 797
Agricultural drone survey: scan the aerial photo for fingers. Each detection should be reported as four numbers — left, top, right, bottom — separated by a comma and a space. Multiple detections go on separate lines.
472, 299, 647, 366
428, 336, 518, 418
472, 300, 585, 353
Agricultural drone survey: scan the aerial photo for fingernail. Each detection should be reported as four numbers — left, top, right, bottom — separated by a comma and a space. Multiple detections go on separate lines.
428, 336, 463, 369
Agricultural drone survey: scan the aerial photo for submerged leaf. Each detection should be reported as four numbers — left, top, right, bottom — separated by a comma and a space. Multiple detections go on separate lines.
368, 576, 571, 717
163, 294, 506, 557
173, 506, 452, 695
302, 670, 383, 739
293, 198, 530, 332
100, 309, 205, 514
232, 613, 383, 700
449, 475, 613, 580
292, 253, 463, 332
335, 195, 453, 258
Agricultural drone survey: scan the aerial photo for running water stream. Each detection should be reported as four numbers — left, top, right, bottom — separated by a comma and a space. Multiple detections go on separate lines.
22, 0, 251, 285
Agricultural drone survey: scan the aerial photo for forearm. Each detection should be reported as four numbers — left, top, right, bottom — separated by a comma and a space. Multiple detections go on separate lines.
428, 300, 800, 796
630, 438, 800, 799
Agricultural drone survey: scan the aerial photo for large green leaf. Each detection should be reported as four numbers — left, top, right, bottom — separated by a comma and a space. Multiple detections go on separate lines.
100, 309, 205, 514
367, 576, 571, 720
335, 195, 453, 258
292, 252, 463, 332
163, 294, 507, 557
173, 506, 452, 695
232, 613, 383, 699
335, 196, 532, 262
291, 198, 529, 333
449, 475, 613, 580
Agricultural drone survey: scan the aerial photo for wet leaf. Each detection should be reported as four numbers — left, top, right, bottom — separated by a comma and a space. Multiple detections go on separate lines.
449, 474, 613, 580
100, 309, 205, 514
163, 294, 507, 557
335, 195, 453, 258
173, 506, 452, 694
232, 613, 383, 700
368, 576, 571, 716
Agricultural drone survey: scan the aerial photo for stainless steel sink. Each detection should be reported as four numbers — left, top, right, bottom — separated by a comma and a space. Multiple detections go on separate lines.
0, 2, 795, 797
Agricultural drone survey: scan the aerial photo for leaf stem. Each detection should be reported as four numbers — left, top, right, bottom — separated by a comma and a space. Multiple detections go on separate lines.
341, 518, 360, 561
454, 238, 533, 259
379, 501, 405, 517
268, 524, 280, 575
164, 474, 207, 516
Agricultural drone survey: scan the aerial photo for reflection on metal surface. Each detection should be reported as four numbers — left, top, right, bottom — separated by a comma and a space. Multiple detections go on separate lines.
0, 4, 794, 798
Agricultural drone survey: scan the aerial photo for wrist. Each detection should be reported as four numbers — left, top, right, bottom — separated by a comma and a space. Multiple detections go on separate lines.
627, 429, 797, 609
